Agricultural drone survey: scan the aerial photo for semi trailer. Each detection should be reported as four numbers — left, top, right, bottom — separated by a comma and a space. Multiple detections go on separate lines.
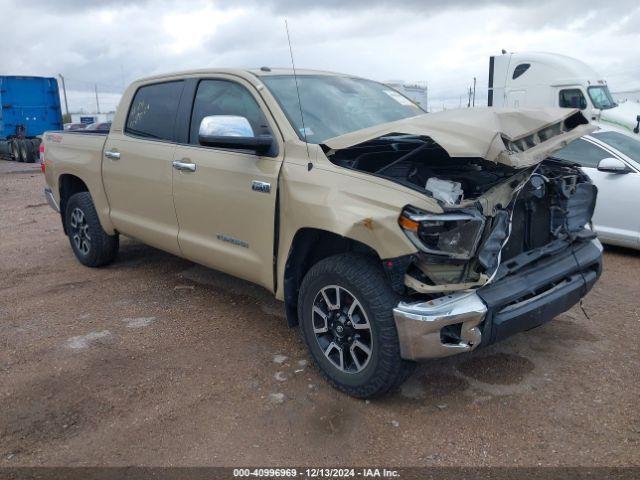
0, 76, 63, 163
488, 51, 640, 136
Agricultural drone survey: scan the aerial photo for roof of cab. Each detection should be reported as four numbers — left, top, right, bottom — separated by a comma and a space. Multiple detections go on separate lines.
133, 68, 354, 85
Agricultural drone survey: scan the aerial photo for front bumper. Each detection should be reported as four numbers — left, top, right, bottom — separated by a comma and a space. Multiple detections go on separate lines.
393, 238, 603, 361
44, 187, 60, 213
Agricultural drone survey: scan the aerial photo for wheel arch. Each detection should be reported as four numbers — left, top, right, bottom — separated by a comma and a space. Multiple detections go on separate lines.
58, 174, 90, 234
283, 228, 381, 327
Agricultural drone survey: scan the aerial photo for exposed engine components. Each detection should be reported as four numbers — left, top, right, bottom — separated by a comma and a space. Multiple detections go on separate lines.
397, 160, 595, 295
425, 177, 463, 205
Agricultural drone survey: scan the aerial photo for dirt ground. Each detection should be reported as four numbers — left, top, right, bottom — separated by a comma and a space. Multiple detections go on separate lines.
1, 159, 639, 467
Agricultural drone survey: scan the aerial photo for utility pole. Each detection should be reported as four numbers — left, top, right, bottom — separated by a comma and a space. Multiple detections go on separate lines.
472, 77, 477, 107
425, 82, 429, 113
94, 84, 100, 114
120, 63, 126, 91
58, 74, 69, 117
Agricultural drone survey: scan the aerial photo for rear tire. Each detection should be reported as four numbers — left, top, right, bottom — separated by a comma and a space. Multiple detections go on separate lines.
18, 140, 28, 163
10, 139, 20, 162
0, 140, 10, 157
25, 140, 36, 163
298, 253, 415, 398
64, 192, 119, 267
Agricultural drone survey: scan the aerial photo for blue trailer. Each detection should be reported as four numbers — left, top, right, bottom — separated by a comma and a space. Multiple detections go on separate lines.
0, 76, 63, 163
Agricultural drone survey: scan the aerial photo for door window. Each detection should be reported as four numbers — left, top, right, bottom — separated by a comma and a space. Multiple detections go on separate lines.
559, 89, 587, 110
189, 80, 269, 145
592, 131, 640, 166
125, 81, 185, 141
553, 138, 609, 168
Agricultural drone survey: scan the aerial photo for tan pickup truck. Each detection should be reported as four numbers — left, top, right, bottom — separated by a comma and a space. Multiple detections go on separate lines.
42, 68, 602, 398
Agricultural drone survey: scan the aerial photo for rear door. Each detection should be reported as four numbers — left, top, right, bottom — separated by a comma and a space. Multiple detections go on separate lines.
171, 76, 283, 290
102, 80, 185, 255
553, 137, 640, 248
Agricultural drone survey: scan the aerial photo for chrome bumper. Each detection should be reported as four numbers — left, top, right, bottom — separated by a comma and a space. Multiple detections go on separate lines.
44, 187, 60, 213
393, 291, 486, 361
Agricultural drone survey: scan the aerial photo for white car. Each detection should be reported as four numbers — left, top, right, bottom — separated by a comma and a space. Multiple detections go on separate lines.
553, 127, 640, 249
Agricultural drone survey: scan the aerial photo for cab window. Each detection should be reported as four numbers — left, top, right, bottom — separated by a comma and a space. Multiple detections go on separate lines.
125, 81, 185, 141
553, 138, 608, 168
559, 89, 587, 110
189, 80, 269, 145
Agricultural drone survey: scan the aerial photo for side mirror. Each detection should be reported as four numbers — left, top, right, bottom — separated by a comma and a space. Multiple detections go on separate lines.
597, 157, 629, 174
198, 115, 273, 155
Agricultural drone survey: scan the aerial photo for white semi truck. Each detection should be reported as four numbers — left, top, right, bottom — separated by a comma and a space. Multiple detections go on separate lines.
488, 51, 640, 136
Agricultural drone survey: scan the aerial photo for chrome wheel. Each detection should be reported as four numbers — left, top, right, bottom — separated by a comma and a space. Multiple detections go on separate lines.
312, 285, 373, 374
69, 207, 91, 255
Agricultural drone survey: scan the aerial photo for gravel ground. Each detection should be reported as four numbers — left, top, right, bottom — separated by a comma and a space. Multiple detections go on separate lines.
1, 159, 639, 467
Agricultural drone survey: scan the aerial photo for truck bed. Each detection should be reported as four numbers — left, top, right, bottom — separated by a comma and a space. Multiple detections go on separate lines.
60, 129, 111, 135
43, 130, 108, 170
42, 130, 113, 233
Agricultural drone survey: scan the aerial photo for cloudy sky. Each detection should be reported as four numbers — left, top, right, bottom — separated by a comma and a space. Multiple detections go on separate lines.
2, 0, 639, 113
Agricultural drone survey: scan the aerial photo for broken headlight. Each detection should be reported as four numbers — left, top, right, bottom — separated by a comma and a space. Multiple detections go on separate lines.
399, 207, 485, 260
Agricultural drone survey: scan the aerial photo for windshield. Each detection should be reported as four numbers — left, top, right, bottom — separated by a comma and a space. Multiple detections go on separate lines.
592, 131, 640, 162
261, 75, 424, 143
588, 86, 617, 110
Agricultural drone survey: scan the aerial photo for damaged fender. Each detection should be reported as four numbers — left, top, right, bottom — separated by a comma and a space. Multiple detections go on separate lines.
274, 143, 442, 301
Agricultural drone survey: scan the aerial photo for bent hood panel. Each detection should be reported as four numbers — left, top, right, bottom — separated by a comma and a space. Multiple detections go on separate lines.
322, 107, 595, 168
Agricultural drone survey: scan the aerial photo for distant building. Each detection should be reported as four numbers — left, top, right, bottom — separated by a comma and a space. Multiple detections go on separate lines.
71, 112, 115, 125
385, 80, 428, 111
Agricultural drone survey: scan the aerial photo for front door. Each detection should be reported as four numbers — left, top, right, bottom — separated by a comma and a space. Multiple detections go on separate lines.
586, 164, 640, 247
553, 136, 640, 248
171, 77, 283, 290
102, 80, 185, 255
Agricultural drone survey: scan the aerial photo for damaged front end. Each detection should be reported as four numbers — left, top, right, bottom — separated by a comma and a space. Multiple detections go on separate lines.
397, 159, 598, 294
322, 108, 603, 360
392, 159, 601, 359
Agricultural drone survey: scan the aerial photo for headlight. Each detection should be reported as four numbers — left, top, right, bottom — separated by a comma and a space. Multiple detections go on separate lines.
399, 207, 485, 260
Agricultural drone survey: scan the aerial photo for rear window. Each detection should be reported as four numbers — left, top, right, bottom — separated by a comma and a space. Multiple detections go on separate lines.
126, 81, 184, 141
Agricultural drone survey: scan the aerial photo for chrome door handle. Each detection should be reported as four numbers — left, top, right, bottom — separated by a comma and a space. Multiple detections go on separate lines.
172, 160, 196, 172
105, 150, 121, 160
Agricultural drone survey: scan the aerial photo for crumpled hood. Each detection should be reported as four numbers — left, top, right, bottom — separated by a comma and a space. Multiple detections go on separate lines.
322, 107, 596, 168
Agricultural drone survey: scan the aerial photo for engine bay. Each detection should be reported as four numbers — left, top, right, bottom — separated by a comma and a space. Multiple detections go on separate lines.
327, 134, 519, 204
327, 136, 598, 296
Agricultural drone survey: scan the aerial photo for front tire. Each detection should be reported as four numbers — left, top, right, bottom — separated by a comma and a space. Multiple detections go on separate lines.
298, 253, 415, 398
65, 192, 119, 267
